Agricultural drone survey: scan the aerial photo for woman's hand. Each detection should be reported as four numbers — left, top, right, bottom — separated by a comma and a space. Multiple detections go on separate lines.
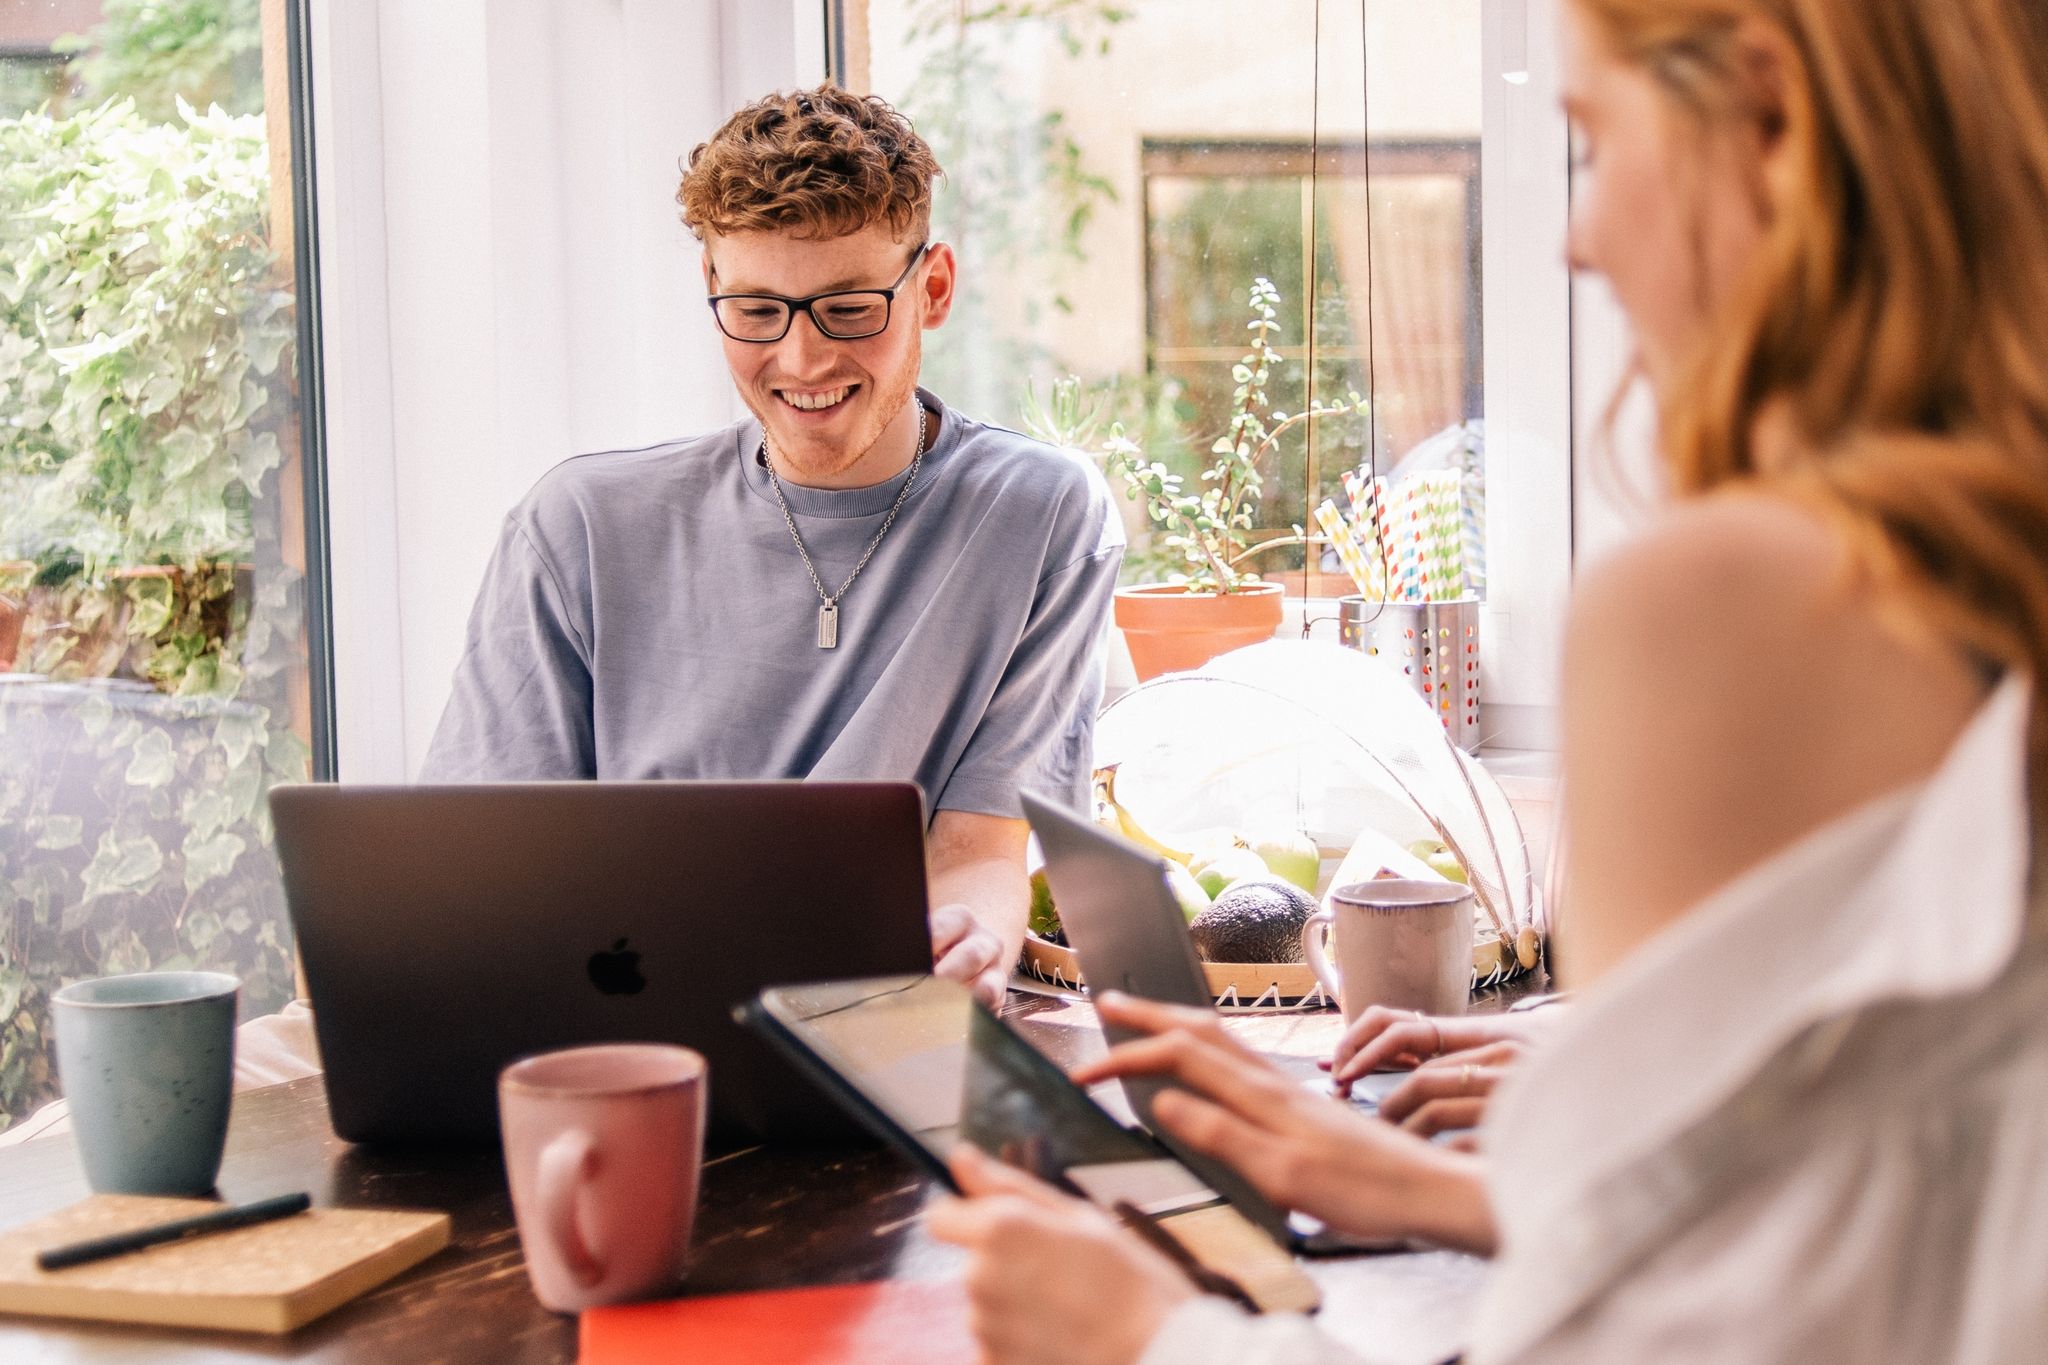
1377, 1041, 1527, 1137
1324, 1003, 1566, 1093
1073, 993, 1497, 1255
927, 1146, 1196, 1365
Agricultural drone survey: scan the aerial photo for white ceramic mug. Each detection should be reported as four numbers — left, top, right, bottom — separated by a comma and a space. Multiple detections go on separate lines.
1301, 879, 1474, 1021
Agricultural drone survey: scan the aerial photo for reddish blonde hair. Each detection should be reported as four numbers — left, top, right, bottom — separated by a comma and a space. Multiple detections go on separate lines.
1577, 0, 2048, 794
677, 85, 939, 242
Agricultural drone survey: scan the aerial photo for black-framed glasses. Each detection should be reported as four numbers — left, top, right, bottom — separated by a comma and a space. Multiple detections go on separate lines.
707, 243, 930, 343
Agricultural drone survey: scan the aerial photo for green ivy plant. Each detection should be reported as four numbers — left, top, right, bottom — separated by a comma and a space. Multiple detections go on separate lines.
0, 95, 305, 1131
54, 0, 264, 123
0, 98, 291, 679
1098, 278, 1367, 594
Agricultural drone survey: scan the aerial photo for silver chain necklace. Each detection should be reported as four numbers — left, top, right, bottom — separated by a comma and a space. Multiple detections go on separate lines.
763, 396, 927, 649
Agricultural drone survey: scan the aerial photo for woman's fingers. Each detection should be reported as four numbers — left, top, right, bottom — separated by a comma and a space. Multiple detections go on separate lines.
1094, 993, 1273, 1069
1071, 1027, 1299, 1116
1093, 991, 1270, 1065
1149, 1087, 1316, 1207
1331, 1019, 1443, 1084
1093, 989, 1217, 1034
1379, 1063, 1506, 1124
1332, 1012, 1542, 1086
948, 1146, 1073, 1210
925, 1190, 1015, 1248
1414, 1039, 1524, 1073
1398, 1096, 1489, 1137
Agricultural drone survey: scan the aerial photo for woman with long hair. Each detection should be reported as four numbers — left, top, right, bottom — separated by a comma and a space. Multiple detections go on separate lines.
929, 1, 2048, 1360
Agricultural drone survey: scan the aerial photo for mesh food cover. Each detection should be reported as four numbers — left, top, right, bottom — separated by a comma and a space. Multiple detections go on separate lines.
1094, 640, 1542, 973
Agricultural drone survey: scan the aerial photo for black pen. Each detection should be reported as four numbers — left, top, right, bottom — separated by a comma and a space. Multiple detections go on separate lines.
36, 1192, 314, 1271
1110, 1199, 1262, 1313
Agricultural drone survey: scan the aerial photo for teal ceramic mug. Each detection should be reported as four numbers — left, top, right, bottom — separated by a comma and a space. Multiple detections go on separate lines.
52, 971, 239, 1196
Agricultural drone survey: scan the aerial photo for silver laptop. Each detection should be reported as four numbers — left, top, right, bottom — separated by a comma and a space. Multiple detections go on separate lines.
1022, 792, 1407, 1114
271, 781, 933, 1146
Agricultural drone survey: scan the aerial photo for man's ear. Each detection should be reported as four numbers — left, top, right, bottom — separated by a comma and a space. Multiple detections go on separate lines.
919, 241, 959, 330
700, 246, 717, 292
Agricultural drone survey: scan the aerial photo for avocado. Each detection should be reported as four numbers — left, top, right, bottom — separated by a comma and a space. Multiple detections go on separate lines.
1189, 879, 1319, 964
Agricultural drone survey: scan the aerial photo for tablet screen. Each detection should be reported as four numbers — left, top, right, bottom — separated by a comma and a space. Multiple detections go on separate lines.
757, 975, 1216, 1214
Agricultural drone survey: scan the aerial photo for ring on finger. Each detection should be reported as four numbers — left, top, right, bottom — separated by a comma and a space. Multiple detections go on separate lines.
1411, 1009, 1443, 1059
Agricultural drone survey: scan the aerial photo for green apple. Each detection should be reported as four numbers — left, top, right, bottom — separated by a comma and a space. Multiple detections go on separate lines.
1405, 838, 1468, 885
1249, 829, 1321, 895
1164, 862, 1212, 922
1190, 846, 1269, 900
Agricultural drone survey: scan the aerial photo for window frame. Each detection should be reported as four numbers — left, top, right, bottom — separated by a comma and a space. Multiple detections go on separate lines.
829, 0, 1575, 753
310, 0, 829, 781
1139, 133, 1486, 587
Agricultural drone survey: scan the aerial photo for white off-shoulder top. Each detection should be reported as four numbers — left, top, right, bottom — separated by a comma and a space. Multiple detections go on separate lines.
1142, 673, 2047, 1365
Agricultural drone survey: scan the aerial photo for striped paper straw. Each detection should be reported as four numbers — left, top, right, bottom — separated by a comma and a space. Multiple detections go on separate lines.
1388, 475, 1429, 601
1426, 471, 1465, 601
1315, 500, 1379, 599
1343, 470, 1392, 599
1461, 467, 1487, 598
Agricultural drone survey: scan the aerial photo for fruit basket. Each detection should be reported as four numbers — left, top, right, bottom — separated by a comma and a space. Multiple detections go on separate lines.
1018, 930, 1335, 1010
1019, 639, 1544, 1008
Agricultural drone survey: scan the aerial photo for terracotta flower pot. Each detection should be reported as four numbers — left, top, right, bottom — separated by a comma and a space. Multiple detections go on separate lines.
0, 593, 22, 674
1113, 582, 1285, 681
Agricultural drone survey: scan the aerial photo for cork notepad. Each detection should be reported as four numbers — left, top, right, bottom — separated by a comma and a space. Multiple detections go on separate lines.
0, 1195, 451, 1334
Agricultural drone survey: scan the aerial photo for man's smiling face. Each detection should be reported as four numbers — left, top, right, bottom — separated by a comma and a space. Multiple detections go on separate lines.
705, 226, 954, 489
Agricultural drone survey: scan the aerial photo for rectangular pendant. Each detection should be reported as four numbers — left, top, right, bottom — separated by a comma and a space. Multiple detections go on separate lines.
817, 602, 839, 649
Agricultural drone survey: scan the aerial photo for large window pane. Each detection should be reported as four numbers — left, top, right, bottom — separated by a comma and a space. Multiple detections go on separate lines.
841, 0, 1486, 597
0, 0, 318, 1132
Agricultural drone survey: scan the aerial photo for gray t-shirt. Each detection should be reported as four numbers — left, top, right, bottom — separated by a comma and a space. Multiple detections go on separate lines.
419, 391, 1125, 818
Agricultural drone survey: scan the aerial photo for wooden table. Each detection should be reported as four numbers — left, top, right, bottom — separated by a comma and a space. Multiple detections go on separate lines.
0, 989, 1532, 1364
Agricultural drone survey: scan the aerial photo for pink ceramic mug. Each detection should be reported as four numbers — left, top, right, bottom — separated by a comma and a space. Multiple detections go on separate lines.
498, 1043, 707, 1313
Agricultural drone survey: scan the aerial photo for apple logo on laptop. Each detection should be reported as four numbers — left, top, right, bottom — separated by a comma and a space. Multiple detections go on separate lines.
587, 938, 646, 996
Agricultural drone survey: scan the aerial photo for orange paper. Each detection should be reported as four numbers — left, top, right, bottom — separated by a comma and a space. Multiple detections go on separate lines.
578, 1278, 974, 1364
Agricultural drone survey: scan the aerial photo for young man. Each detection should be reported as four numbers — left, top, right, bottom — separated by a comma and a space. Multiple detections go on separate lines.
420, 87, 1125, 1006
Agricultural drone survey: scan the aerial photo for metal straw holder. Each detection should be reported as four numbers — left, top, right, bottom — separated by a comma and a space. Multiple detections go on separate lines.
1335, 596, 1481, 751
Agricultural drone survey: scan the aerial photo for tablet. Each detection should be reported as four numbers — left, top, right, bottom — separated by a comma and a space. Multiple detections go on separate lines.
1023, 792, 1407, 1136
740, 975, 1212, 1211
737, 975, 1323, 1313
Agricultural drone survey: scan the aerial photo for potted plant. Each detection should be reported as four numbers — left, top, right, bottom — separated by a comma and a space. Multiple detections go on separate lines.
1099, 279, 1368, 679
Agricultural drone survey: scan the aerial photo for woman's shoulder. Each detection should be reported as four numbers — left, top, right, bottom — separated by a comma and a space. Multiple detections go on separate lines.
1572, 488, 1981, 693
1559, 488, 1991, 978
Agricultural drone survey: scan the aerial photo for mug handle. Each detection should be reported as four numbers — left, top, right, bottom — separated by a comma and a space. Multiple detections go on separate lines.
1301, 908, 1343, 1007
537, 1129, 606, 1288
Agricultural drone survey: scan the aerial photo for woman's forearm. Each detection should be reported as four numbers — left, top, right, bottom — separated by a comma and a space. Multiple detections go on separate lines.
1400, 1147, 1498, 1256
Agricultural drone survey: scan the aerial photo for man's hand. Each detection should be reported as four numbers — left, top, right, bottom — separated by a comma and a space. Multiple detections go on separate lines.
926, 810, 1030, 1010
931, 902, 1008, 1008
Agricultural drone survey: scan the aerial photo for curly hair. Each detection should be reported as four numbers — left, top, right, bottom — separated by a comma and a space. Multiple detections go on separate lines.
677, 85, 940, 242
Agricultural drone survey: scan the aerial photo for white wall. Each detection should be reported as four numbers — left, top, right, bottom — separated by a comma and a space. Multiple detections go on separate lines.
1475, 0, 1573, 750
312, 0, 825, 779
1570, 275, 1664, 564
